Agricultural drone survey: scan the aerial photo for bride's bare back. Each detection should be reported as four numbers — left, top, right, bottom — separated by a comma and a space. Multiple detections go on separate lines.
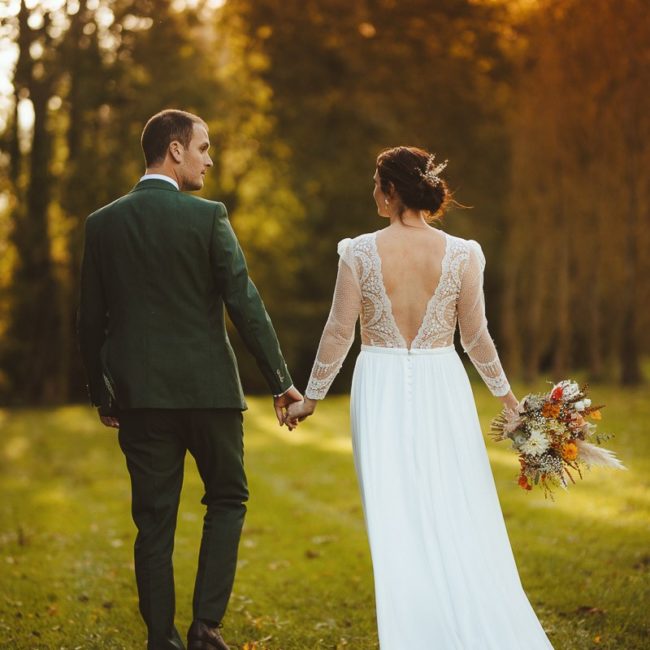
375, 225, 447, 348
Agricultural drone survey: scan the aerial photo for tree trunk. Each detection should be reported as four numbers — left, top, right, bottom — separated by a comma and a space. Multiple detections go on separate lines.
587, 215, 604, 380
552, 180, 571, 378
524, 239, 544, 383
4, 3, 65, 404
501, 210, 521, 377
619, 131, 642, 385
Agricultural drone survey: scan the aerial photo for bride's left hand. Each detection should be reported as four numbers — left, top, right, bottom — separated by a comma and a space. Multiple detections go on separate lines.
284, 398, 317, 430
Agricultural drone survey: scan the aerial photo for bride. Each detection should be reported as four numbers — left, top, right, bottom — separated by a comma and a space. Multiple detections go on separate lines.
285, 146, 554, 649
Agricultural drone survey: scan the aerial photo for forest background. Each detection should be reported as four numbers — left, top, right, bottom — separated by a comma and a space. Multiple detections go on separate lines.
0, 0, 648, 406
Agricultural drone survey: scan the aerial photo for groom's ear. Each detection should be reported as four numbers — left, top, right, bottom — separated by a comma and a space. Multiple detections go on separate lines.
169, 140, 183, 164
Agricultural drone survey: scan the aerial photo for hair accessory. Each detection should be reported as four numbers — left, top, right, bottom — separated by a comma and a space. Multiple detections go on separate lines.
418, 154, 448, 187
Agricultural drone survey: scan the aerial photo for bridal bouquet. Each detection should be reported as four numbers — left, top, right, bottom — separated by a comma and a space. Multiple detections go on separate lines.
490, 380, 625, 498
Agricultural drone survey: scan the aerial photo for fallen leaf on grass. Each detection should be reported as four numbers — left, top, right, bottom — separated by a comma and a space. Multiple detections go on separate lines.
574, 606, 606, 616
314, 618, 337, 630
242, 526, 270, 535
18, 526, 28, 547
311, 535, 338, 545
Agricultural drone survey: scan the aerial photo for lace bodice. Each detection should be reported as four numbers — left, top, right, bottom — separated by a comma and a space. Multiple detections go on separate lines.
305, 230, 511, 399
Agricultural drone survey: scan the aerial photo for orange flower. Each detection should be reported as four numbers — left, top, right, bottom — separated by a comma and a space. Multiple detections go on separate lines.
518, 475, 532, 491
542, 402, 561, 418
589, 409, 602, 420
561, 441, 578, 461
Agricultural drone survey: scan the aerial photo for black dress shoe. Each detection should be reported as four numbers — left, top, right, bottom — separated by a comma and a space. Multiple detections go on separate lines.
187, 620, 230, 650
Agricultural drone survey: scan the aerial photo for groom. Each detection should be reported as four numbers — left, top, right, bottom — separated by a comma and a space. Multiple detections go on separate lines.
78, 109, 302, 650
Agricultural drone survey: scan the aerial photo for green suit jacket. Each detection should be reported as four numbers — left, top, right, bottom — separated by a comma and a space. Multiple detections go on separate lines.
77, 178, 292, 414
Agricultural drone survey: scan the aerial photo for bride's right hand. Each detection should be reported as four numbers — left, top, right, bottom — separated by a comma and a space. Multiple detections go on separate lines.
499, 390, 520, 413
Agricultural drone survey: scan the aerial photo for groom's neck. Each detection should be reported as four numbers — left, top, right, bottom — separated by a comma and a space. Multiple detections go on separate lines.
144, 165, 182, 188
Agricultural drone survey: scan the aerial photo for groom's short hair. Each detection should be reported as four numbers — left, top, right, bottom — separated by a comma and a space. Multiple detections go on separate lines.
141, 109, 208, 166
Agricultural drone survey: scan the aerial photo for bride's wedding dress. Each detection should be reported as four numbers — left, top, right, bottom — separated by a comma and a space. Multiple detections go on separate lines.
304, 230, 554, 649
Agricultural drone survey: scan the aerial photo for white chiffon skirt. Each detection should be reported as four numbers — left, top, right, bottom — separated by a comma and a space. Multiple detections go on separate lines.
350, 345, 554, 650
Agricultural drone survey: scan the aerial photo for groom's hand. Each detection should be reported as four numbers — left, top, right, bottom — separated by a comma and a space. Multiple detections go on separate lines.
273, 386, 303, 426
284, 398, 317, 430
99, 413, 120, 428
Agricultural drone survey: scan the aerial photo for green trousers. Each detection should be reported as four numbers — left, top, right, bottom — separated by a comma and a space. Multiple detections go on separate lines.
118, 409, 248, 650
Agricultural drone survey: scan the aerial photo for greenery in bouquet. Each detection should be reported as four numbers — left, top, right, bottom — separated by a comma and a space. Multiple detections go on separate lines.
490, 380, 625, 498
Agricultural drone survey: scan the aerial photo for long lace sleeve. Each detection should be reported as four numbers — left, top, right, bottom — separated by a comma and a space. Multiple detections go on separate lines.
457, 241, 511, 397
305, 238, 362, 400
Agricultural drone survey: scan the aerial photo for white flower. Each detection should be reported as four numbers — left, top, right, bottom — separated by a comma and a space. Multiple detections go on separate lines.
512, 432, 528, 448
584, 398, 591, 408
519, 427, 550, 457
525, 394, 544, 410
551, 380, 581, 400
574, 400, 586, 411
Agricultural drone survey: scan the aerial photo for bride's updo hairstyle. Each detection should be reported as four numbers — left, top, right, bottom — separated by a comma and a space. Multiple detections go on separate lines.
376, 146, 452, 222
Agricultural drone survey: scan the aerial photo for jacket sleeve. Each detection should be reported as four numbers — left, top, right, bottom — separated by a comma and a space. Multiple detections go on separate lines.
210, 202, 293, 395
77, 216, 114, 414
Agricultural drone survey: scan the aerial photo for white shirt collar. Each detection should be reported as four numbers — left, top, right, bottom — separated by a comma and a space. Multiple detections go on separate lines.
139, 174, 179, 190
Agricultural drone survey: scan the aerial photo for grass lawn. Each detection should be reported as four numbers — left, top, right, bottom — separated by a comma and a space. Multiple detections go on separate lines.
0, 377, 648, 649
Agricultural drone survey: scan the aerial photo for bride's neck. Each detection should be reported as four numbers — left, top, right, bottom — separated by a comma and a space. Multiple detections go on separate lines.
388, 210, 430, 229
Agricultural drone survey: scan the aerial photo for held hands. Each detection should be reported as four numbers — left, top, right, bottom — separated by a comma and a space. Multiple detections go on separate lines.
273, 386, 304, 426
284, 397, 317, 430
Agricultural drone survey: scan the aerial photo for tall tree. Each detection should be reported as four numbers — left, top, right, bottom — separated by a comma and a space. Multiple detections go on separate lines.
505, 0, 650, 384
2, 1, 65, 403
